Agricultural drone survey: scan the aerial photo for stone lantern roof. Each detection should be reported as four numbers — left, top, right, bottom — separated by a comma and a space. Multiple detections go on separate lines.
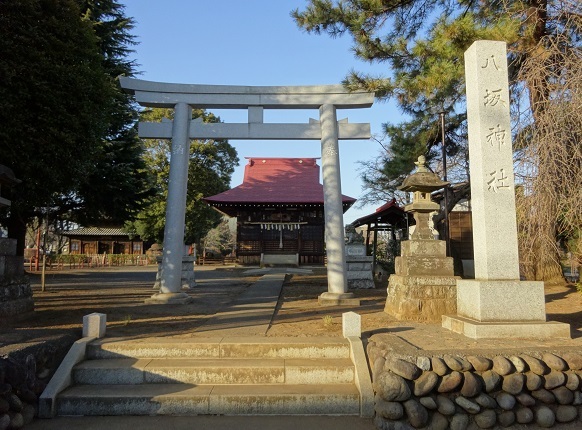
398, 155, 449, 193
398, 156, 448, 213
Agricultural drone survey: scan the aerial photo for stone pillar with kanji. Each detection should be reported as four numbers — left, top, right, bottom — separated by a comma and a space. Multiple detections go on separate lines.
442, 40, 570, 338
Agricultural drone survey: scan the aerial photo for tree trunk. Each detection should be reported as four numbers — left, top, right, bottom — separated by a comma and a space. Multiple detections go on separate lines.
534, 252, 564, 285
524, 223, 566, 286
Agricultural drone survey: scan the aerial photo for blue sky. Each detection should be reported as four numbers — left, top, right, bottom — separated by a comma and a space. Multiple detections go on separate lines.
123, 0, 402, 224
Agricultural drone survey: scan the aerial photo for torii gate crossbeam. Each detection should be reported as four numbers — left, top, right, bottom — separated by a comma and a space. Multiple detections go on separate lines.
120, 77, 374, 305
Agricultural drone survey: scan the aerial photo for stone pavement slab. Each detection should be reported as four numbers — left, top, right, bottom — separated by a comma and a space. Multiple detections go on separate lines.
193, 273, 286, 336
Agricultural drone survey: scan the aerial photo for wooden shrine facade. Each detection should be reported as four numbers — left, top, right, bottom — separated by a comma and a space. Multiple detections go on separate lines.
204, 158, 356, 265
235, 206, 325, 265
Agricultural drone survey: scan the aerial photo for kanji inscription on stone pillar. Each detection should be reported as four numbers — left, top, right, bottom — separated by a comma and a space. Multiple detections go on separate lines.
465, 40, 520, 281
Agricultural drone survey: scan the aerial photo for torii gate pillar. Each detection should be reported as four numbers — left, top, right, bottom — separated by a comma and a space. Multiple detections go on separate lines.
148, 102, 193, 304
318, 104, 358, 305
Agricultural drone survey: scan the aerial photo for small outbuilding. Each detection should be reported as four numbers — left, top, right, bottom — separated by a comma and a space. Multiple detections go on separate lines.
62, 227, 147, 255
350, 198, 408, 273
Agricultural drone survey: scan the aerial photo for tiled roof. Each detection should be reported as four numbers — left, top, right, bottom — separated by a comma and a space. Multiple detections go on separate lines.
204, 157, 356, 205
350, 198, 407, 227
62, 227, 129, 237
375, 198, 399, 213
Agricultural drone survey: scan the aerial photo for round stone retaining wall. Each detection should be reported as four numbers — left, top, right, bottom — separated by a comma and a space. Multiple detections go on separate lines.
367, 336, 582, 429
0, 334, 77, 429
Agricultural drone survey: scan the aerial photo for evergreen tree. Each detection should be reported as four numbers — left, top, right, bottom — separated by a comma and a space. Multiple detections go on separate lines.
293, 1, 526, 197
127, 108, 239, 245
293, 0, 581, 282
0, 0, 154, 254
68, 0, 155, 226
202, 218, 236, 257
0, 0, 112, 253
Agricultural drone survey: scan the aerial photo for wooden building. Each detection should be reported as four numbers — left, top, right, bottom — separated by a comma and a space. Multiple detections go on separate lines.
432, 185, 474, 276
350, 199, 408, 245
448, 211, 473, 260
63, 227, 147, 255
350, 199, 408, 272
204, 157, 356, 265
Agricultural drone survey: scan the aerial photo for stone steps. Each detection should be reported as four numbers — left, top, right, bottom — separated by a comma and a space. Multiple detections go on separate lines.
57, 383, 361, 416
55, 337, 362, 416
73, 357, 355, 385
86, 337, 351, 359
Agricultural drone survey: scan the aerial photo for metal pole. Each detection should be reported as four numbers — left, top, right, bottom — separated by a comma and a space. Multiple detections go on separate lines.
372, 224, 378, 276
41, 208, 48, 292
440, 112, 451, 256
35, 227, 40, 272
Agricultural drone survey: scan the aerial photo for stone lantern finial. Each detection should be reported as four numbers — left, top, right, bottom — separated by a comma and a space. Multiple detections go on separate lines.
414, 155, 429, 172
0, 164, 21, 208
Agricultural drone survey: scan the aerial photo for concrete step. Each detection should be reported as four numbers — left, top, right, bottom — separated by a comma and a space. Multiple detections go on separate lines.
52, 337, 366, 418
87, 337, 351, 360
57, 383, 361, 416
73, 357, 355, 385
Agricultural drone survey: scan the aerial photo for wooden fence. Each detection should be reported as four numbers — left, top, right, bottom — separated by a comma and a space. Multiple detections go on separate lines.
26, 254, 157, 271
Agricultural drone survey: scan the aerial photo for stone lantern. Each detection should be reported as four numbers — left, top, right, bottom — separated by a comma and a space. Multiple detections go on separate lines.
0, 164, 33, 321
384, 155, 457, 322
398, 155, 449, 240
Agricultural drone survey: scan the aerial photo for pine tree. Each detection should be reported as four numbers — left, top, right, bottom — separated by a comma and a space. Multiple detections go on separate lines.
293, 0, 581, 282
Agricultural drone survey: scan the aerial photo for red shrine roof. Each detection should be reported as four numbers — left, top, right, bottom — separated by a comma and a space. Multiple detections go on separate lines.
204, 157, 356, 206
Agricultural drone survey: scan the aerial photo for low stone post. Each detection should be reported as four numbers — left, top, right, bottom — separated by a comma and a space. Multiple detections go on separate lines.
83, 313, 106, 338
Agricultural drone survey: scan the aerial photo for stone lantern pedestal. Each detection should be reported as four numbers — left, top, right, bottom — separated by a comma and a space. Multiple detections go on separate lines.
384, 156, 458, 322
344, 228, 374, 289
0, 165, 33, 321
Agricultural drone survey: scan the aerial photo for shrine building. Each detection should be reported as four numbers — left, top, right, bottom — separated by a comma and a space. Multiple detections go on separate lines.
204, 157, 356, 266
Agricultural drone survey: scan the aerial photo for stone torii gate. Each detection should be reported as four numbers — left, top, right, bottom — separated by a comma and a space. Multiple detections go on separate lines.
120, 78, 374, 305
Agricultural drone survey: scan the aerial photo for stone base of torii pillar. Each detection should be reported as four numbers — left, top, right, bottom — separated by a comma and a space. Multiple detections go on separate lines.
145, 292, 193, 305
318, 292, 360, 306
145, 255, 196, 304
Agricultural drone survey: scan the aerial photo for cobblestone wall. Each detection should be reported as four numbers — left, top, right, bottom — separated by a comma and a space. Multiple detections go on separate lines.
368, 336, 582, 429
0, 276, 33, 320
0, 335, 77, 429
